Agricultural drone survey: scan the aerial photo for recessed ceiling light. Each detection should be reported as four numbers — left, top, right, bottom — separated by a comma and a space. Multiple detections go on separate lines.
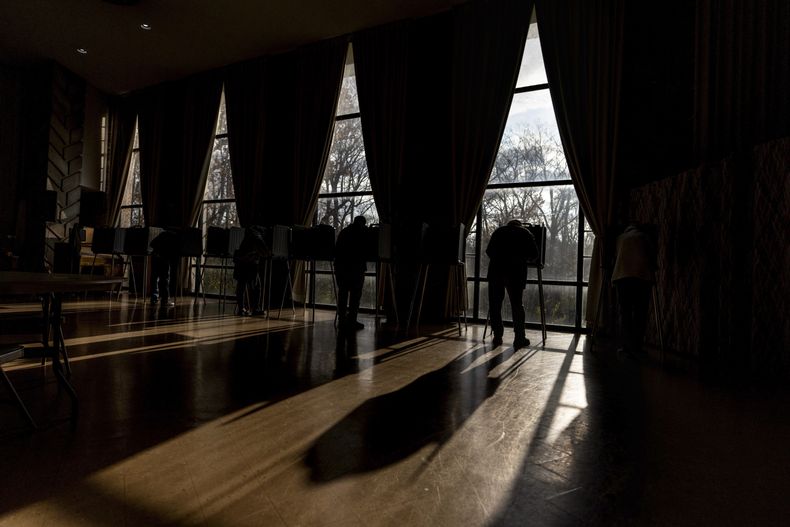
76, 48, 88, 54
140, 23, 151, 30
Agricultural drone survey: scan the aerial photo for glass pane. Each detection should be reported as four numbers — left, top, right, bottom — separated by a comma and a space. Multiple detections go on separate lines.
480, 186, 579, 281
584, 231, 595, 257
315, 261, 334, 272
203, 201, 239, 229
321, 118, 370, 193
465, 221, 477, 272
515, 22, 548, 88
216, 90, 227, 135
313, 274, 375, 310
491, 90, 568, 184
583, 256, 591, 283
119, 206, 144, 228
132, 121, 139, 149
336, 46, 359, 116
314, 273, 335, 305
204, 137, 234, 200
121, 151, 142, 209
203, 257, 230, 267
199, 266, 235, 296
582, 286, 588, 326
479, 281, 490, 320
315, 195, 378, 232
524, 284, 576, 326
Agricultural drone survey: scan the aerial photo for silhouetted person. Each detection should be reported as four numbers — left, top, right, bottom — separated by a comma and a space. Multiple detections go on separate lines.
233, 226, 268, 316
612, 224, 656, 357
486, 219, 538, 349
334, 216, 368, 331
150, 229, 179, 307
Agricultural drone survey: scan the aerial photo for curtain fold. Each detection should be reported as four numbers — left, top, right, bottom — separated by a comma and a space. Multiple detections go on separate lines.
693, 0, 790, 163
225, 39, 346, 227
104, 96, 137, 226
270, 39, 346, 303
450, 0, 534, 230
225, 58, 267, 227
288, 39, 348, 226
225, 39, 345, 304
136, 88, 166, 226
536, 0, 626, 328
352, 22, 411, 225
177, 72, 223, 227
136, 72, 222, 227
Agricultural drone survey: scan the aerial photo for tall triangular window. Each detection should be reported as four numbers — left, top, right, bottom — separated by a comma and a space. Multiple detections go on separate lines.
312, 44, 377, 308
468, 14, 590, 329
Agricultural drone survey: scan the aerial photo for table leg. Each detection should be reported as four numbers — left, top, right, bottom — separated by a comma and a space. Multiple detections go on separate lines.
25, 293, 79, 420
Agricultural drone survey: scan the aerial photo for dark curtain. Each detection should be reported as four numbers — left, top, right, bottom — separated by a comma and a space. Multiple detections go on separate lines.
354, 15, 455, 322
450, 0, 534, 229
225, 39, 345, 304
225, 57, 267, 227
536, 0, 626, 328
353, 22, 411, 225
136, 88, 166, 226
225, 39, 346, 227
178, 72, 223, 227
104, 96, 137, 226
693, 0, 790, 163
267, 39, 346, 302
283, 39, 348, 226
136, 72, 222, 227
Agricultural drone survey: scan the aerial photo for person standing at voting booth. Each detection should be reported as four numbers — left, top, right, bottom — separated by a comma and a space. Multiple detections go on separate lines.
486, 219, 538, 349
150, 229, 180, 307
612, 224, 656, 357
334, 216, 368, 331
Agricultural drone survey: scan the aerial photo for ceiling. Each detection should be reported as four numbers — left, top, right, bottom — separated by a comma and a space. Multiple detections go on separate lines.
0, 0, 467, 95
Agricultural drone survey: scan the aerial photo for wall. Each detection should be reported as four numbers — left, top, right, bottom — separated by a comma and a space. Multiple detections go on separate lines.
0, 63, 52, 269
0, 67, 23, 236
81, 83, 108, 191
0, 62, 100, 270
627, 137, 790, 380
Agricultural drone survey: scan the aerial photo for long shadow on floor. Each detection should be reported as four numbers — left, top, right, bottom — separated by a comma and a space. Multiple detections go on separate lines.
305, 342, 530, 482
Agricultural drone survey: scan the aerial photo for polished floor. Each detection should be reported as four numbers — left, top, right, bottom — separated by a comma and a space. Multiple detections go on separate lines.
1, 296, 789, 526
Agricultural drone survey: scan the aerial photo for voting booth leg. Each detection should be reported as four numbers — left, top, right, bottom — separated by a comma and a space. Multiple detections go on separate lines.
221, 259, 228, 312
118, 255, 137, 301
456, 264, 468, 336
197, 255, 225, 308
276, 261, 295, 319
407, 264, 428, 331
375, 262, 399, 327
537, 267, 547, 346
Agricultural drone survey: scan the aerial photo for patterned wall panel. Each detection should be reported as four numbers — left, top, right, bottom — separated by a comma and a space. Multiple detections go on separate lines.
628, 137, 790, 379
750, 139, 790, 377
45, 65, 85, 266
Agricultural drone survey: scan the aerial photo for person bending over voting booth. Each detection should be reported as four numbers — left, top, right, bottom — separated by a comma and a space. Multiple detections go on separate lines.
233, 226, 269, 316
486, 219, 538, 349
334, 216, 368, 331
150, 229, 180, 307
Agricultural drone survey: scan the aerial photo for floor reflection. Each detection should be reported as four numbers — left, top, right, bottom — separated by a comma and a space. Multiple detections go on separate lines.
307, 343, 523, 482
